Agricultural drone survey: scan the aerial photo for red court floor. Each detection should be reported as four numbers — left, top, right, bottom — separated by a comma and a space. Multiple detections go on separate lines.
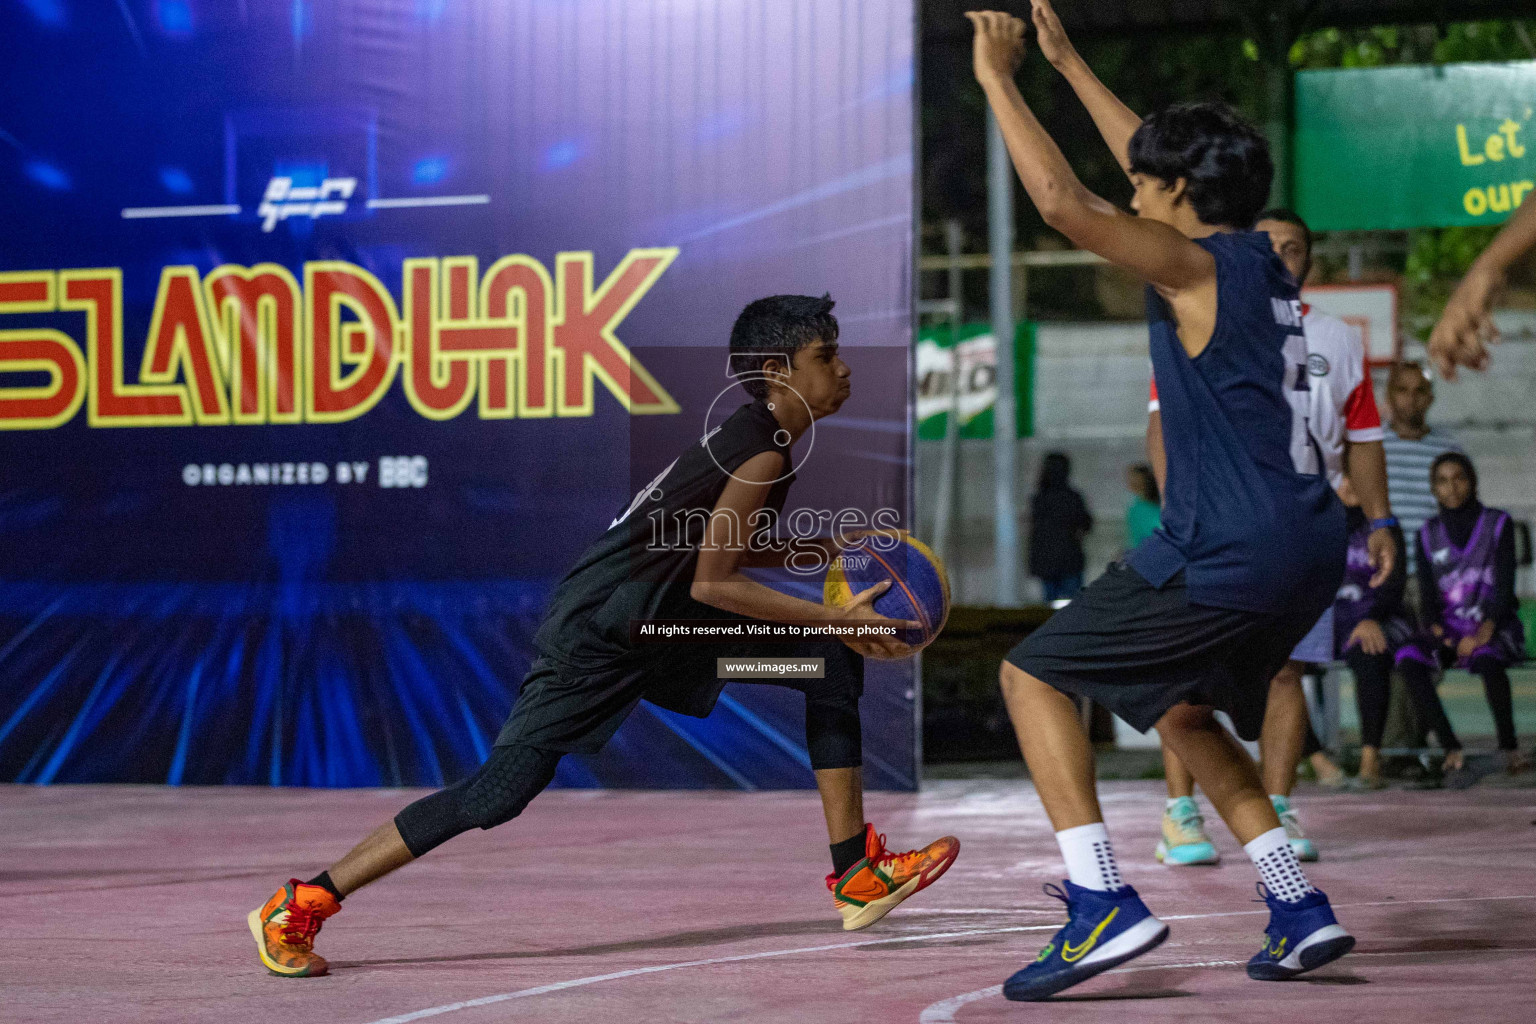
4, 780, 1533, 1023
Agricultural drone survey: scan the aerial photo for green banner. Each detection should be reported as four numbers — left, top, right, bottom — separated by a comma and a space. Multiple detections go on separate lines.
1295, 61, 1536, 231
915, 322, 1034, 440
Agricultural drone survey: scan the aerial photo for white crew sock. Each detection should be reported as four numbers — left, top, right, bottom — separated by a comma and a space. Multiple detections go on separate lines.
1245, 827, 1315, 902
1055, 822, 1125, 891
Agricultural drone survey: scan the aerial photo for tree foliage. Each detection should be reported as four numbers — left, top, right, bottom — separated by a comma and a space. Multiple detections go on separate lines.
922, 16, 1536, 322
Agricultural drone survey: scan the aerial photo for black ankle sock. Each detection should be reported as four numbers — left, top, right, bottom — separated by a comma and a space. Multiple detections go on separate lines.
830, 832, 867, 878
307, 871, 344, 901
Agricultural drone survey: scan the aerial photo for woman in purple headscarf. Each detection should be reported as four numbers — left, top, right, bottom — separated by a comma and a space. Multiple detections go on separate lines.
1395, 452, 1527, 774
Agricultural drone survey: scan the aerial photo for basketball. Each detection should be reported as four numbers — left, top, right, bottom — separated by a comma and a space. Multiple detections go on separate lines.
824, 531, 951, 656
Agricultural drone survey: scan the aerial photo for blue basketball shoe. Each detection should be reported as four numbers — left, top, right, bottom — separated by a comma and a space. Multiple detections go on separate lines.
1003, 882, 1169, 1001
1246, 884, 1354, 980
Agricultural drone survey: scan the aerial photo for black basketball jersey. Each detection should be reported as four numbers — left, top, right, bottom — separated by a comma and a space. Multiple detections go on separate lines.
533, 399, 796, 669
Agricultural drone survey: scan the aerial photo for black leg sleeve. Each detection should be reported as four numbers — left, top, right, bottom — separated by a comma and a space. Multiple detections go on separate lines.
1398, 659, 1460, 752
1346, 649, 1392, 749
782, 644, 864, 770
804, 641, 866, 767
1469, 657, 1518, 751
393, 744, 563, 859
803, 690, 863, 770
721, 643, 864, 770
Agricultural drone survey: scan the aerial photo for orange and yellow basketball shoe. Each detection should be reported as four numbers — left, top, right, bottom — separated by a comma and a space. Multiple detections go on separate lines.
248, 879, 342, 977
826, 823, 959, 930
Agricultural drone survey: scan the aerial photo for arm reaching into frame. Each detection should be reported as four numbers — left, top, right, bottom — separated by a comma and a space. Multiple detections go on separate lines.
1146, 409, 1166, 496
1428, 196, 1536, 379
1029, 0, 1142, 173
1344, 438, 1395, 587
966, 12, 1215, 322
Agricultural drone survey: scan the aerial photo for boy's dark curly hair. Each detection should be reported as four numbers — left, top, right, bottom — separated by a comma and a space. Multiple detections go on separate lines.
1128, 102, 1273, 230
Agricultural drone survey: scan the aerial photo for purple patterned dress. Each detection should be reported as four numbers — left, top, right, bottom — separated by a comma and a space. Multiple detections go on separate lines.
1333, 519, 1410, 656
1396, 509, 1525, 669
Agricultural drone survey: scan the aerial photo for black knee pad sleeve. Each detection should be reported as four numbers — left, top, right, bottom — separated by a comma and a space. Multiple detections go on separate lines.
394, 744, 562, 858
462, 744, 562, 829
800, 644, 864, 770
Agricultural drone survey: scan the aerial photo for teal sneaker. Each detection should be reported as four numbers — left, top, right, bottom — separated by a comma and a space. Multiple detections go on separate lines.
1271, 795, 1318, 862
1154, 796, 1219, 866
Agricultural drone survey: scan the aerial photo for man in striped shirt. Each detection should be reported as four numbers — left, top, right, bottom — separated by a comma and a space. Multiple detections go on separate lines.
1381, 361, 1463, 575
1380, 361, 1463, 762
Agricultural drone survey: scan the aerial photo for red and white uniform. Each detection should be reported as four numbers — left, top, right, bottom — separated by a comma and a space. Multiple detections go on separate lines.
1149, 306, 1381, 490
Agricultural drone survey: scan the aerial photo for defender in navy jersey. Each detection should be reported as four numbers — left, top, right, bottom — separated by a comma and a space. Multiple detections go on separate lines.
971, 6, 1351, 1000
244, 296, 959, 979
1150, 209, 1398, 866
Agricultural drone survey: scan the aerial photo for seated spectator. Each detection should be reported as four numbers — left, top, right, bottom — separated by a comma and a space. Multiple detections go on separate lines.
1124, 463, 1160, 551
1330, 478, 1410, 789
1394, 452, 1528, 775
1382, 361, 1464, 575
1379, 360, 1465, 772
1027, 452, 1092, 602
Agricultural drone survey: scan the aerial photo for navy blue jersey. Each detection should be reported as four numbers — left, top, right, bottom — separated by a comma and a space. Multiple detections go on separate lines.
1128, 231, 1345, 614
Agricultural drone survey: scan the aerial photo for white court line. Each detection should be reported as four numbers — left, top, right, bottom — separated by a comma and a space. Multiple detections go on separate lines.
359, 924, 1059, 1024
917, 985, 1002, 1022
917, 947, 1536, 1023
905, 908, 1057, 915
121, 204, 240, 219
357, 893, 1536, 1024
367, 195, 489, 209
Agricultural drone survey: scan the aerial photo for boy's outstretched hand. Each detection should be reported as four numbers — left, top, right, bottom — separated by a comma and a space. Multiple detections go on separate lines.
966, 10, 1026, 84
1426, 182, 1536, 379
1029, 0, 1077, 69
1427, 265, 1501, 380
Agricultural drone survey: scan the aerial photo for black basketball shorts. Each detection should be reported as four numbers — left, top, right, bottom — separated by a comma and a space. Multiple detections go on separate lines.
1005, 562, 1330, 741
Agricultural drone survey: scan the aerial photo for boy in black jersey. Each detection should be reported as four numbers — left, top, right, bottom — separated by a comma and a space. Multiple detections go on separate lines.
248, 294, 959, 978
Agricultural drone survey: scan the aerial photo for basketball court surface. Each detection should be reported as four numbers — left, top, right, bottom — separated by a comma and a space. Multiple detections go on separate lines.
6, 779, 1533, 1023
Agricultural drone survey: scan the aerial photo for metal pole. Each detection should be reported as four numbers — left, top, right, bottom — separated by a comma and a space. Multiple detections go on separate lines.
932, 220, 964, 566
1264, 56, 1290, 208
987, 110, 1018, 607
1253, 6, 1295, 209
946, 219, 964, 334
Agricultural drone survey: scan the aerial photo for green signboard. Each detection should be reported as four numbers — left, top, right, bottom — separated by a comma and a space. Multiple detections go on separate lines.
1295, 61, 1536, 231
915, 322, 1033, 440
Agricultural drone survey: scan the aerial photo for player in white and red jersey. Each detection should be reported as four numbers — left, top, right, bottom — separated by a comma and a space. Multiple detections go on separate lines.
1147, 303, 1382, 486
1147, 209, 1396, 866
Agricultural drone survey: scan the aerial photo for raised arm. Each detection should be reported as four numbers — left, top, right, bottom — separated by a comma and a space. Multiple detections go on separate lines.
1146, 409, 1166, 495
967, 12, 1212, 297
1344, 439, 1395, 587
1030, 0, 1141, 173
1429, 195, 1536, 379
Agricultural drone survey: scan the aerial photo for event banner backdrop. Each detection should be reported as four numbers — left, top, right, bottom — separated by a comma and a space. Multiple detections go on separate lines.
1295, 61, 1536, 231
0, 1, 917, 789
